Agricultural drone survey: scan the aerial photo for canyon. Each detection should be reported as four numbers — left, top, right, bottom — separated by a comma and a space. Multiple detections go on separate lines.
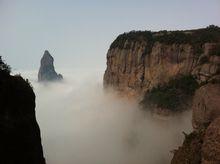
1, 25, 220, 164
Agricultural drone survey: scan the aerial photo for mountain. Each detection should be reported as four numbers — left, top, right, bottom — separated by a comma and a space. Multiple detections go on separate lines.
171, 83, 220, 164
38, 50, 63, 82
104, 25, 220, 113
0, 57, 46, 164
104, 25, 220, 163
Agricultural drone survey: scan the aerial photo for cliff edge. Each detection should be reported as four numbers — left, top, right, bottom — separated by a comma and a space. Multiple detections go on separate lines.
103, 26, 220, 163
104, 25, 220, 98
104, 25, 220, 113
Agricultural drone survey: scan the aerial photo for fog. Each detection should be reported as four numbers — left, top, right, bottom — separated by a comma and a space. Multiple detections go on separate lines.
20, 69, 192, 164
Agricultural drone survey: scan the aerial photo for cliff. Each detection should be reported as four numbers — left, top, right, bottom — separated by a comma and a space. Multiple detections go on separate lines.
171, 83, 220, 164
0, 57, 46, 164
38, 50, 63, 82
103, 26, 220, 163
104, 25, 220, 98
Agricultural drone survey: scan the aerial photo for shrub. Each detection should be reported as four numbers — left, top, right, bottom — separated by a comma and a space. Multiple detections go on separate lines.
110, 31, 153, 49
110, 25, 220, 57
140, 75, 199, 111
0, 56, 11, 74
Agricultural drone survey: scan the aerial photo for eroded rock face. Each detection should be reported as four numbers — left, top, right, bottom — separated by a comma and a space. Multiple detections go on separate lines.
192, 43, 220, 84
202, 117, 220, 164
38, 50, 63, 82
171, 130, 204, 164
0, 71, 46, 164
192, 84, 220, 130
104, 30, 220, 97
104, 27, 220, 163
172, 84, 220, 164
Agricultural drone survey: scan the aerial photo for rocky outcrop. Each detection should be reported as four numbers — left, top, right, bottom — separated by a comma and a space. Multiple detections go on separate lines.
104, 26, 220, 97
171, 84, 220, 164
171, 130, 205, 164
202, 117, 220, 164
38, 50, 63, 82
192, 84, 220, 130
0, 59, 46, 163
192, 43, 220, 84
104, 42, 195, 97
103, 26, 220, 163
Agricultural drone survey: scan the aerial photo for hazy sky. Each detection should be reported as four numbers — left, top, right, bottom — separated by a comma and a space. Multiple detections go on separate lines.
0, 0, 220, 70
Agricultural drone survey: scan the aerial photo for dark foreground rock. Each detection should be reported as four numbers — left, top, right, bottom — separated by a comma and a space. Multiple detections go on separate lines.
0, 58, 46, 164
38, 50, 63, 82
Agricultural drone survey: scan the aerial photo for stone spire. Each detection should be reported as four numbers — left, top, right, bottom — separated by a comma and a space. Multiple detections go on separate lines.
38, 50, 63, 82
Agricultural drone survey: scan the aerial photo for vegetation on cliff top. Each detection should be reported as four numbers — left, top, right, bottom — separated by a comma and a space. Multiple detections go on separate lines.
140, 75, 199, 111
110, 25, 220, 50
0, 56, 11, 74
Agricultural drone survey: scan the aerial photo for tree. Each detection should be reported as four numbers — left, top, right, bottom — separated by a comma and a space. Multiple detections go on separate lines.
0, 56, 11, 74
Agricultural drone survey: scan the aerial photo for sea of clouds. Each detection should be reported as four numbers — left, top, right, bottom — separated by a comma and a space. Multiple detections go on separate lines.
18, 68, 192, 164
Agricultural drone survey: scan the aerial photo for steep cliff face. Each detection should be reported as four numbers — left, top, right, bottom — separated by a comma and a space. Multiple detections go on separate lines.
202, 117, 220, 164
38, 50, 63, 82
192, 84, 220, 130
104, 42, 196, 96
171, 84, 220, 164
0, 59, 45, 163
103, 26, 220, 163
104, 26, 220, 97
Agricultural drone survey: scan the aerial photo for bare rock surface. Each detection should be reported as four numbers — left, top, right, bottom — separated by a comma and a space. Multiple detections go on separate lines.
38, 50, 63, 82
202, 117, 220, 164
171, 130, 205, 164
172, 84, 220, 164
103, 27, 220, 163
104, 27, 220, 97
192, 84, 220, 130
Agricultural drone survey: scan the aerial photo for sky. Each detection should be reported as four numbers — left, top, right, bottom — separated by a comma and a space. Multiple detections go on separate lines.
0, 0, 220, 71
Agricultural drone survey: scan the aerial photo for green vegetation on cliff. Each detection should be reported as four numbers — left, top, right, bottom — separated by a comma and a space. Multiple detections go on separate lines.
110, 31, 153, 49
140, 75, 199, 111
110, 25, 220, 53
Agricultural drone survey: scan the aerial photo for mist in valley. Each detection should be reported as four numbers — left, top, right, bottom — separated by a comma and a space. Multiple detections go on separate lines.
20, 69, 192, 164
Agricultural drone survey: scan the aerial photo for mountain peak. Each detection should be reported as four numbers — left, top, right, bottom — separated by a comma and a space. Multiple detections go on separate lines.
38, 50, 63, 82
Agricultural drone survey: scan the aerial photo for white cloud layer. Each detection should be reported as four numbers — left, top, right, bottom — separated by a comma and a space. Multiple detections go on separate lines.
21, 69, 192, 164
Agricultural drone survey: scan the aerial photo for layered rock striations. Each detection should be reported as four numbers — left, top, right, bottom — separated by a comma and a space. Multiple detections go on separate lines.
38, 50, 63, 82
0, 57, 46, 164
104, 26, 220, 97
